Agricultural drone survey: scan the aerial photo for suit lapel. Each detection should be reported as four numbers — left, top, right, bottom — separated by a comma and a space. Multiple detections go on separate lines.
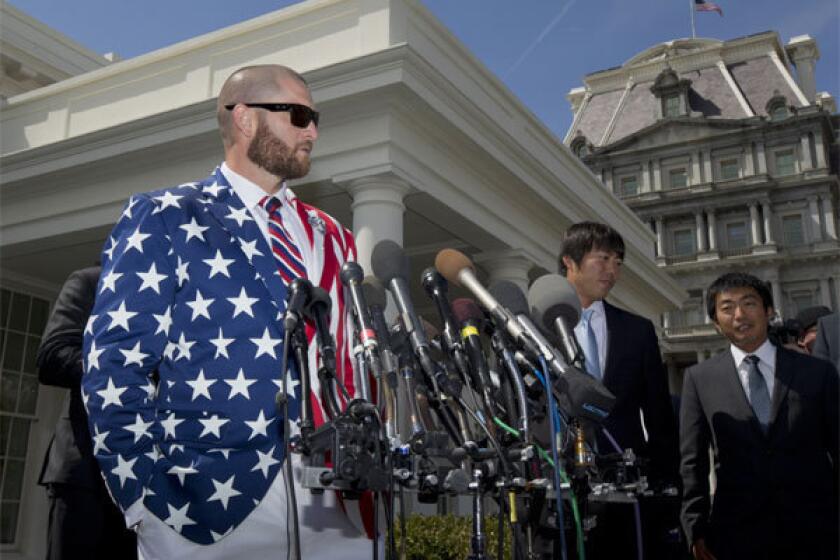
602, 301, 617, 384
201, 168, 291, 313
768, 348, 792, 430
722, 351, 770, 439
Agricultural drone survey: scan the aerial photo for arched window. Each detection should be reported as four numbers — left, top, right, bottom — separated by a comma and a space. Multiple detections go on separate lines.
766, 90, 790, 122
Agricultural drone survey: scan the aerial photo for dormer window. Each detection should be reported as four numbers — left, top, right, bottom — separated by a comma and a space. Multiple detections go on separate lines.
570, 132, 592, 159
766, 90, 791, 122
650, 66, 692, 119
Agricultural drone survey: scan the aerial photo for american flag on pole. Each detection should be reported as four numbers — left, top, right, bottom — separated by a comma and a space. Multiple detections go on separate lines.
695, 0, 723, 16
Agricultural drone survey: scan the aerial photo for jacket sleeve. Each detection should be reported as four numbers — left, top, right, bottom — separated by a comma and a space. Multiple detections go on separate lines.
81, 194, 175, 513
37, 268, 99, 389
679, 365, 711, 545
640, 319, 681, 485
811, 315, 833, 364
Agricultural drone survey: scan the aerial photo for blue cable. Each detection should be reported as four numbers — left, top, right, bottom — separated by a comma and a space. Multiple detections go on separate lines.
534, 359, 568, 560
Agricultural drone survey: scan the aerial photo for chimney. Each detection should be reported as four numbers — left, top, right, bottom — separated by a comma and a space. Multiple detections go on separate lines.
785, 35, 819, 103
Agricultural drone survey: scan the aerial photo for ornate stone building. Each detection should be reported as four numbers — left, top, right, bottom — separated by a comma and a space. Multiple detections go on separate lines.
565, 32, 839, 388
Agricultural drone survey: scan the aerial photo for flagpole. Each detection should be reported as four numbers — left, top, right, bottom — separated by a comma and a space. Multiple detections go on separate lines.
690, 0, 696, 38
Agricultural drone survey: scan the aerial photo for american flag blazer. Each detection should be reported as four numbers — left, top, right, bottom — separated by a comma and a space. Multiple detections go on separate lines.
81, 167, 357, 544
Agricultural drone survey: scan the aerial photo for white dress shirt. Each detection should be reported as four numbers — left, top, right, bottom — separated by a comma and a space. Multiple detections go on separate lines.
729, 338, 776, 402
574, 300, 608, 374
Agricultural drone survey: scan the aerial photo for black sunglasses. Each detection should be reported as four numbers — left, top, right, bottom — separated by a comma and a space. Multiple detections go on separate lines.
225, 103, 320, 128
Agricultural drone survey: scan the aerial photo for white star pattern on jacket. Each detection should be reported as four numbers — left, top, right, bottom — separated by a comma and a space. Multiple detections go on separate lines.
81, 167, 358, 545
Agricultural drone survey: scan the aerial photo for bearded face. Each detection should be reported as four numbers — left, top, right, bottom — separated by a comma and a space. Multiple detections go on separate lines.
246, 116, 311, 180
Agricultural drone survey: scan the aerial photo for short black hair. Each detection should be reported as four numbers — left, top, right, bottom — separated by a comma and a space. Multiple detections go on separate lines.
558, 222, 625, 276
706, 272, 773, 321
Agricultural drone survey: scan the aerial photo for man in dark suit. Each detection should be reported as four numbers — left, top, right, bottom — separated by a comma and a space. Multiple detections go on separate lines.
37, 265, 137, 560
680, 273, 838, 560
812, 311, 839, 371
560, 222, 681, 558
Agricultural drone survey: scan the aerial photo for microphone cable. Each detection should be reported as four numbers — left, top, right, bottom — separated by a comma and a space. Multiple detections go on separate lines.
536, 357, 568, 560
276, 326, 301, 560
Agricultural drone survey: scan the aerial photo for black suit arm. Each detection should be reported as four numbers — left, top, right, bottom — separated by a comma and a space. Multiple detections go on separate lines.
641, 319, 680, 484
37, 268, 100, 389
679, 366, 711, 545
821, 360, 839, 478
812, 314, 837, 365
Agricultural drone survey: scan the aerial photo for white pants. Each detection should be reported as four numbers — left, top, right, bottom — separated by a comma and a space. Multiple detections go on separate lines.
136, 457, 377, 560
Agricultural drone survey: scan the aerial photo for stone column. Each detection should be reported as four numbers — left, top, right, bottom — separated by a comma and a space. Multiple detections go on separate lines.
662, 311, 670, 329
821, 194, 837, 240
755, 142, 767, 174
819, 278, 832, 307
702, 288, 711, 324
770, 278, 784, 317
800, 133, 813, 171
653, 160, 662, 191
655, 217, 664, 257
642, 161, 652, 193
474, 250, 534, 294
347, 175, 411, 277
762, 200, 775, 245
695, 212, 707, 252
692, 152, 702, 185
749, 203, 761, 246
744, 146, 755, 176
702, 149, 713, 183
814, 130, 827, 168
603, 169, 613, 193
707, 210, 717, 251
808, 196, 823, 242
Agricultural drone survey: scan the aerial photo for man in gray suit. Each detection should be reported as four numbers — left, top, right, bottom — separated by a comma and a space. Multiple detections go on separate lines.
812, 311, 839, 371
680, 272, 838, 560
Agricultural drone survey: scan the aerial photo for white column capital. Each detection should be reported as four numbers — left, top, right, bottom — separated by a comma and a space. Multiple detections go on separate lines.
346, 175, 411, 208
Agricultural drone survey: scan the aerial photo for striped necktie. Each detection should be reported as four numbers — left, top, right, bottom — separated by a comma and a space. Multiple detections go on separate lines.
744, 354, 771, 433
260, 195, 305, 285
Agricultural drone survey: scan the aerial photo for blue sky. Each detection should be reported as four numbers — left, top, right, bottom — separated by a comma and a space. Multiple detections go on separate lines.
10, 0, 839, 138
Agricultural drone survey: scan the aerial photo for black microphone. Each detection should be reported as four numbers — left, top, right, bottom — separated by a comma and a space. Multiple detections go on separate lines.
341, 261, 383, 386
451, 298, 497, 419
371, 240, 460, 399
361, 276, 400, 442
528, 274, 584, 369
284, 278, 313, 331
304, 286, 347, 416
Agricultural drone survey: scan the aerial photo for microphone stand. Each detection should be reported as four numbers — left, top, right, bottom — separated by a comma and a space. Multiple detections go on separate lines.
291, 323, 314, 446
277, 325, 302, 560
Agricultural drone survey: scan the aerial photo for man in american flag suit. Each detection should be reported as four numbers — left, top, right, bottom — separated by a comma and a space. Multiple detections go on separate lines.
82, 65, 374, 558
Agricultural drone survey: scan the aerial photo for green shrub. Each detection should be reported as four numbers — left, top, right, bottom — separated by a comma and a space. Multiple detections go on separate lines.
388, 513, 512, 560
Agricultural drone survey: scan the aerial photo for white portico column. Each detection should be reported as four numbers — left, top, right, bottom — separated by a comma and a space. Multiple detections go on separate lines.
347, 176, 411, 276
808, 196, 823, 243
474, 249, 534, 294
770, 277, 784, 317
655, 217, 664, 257
695, 212, 707, 252
706, 210, 718, 251
762, 200, 775, 245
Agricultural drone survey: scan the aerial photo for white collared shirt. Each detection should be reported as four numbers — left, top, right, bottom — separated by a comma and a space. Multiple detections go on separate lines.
220, 162, 302, 255
730, 338, 776, 399
575, 299, 608, 373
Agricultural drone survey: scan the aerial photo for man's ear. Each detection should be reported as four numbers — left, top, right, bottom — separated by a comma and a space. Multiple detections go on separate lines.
561, 255, 576, 274
233, 106, 256, 139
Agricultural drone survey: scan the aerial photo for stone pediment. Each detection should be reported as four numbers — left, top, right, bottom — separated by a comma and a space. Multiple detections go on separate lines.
597, 118, 757, 155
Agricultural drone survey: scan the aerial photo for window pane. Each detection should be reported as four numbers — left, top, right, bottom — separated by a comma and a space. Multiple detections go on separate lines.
0, 415, 10, 456
726, 222, 748, 248
674, 230, 695, 255
7, 293, 30, 333
2, 459, 23, 499
776, 151, 795, 175
620, 176, 638, 196
22, 336, 39, 374
0, 330, 5, 362
0, 501, 18, 544
18, 376, 38, 415
720, 159, 739, 180
0, 372, 20, 413
782, 215, 804, 245
669, 168, 687, 188
7, 419, 29, 458
771, 105, 788, 121
29, 299, 50, 336
0, 290, 9, 329
2, 332, 24, 371
664, 94, 680, 117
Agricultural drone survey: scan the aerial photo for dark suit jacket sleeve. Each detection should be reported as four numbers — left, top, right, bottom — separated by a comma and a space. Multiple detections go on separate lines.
812, 314, 838, 369
679, 365, 711, 545
641, 319, 680, 484
37, 267, 100, 388
821, 359, 839, 479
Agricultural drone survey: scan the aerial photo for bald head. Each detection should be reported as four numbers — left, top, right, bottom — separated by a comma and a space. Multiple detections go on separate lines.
216, 65, 309, 147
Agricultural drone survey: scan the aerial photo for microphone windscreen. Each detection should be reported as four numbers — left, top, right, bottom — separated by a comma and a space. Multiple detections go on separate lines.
434, 249, 474, 287
528, 274, 582, 332
451, 298, 484, 325
361, 275, 387, 309
488, 280, 529, 316
340, 261, 364, 285
306, 286, 332, 316
371, 240, 410, 285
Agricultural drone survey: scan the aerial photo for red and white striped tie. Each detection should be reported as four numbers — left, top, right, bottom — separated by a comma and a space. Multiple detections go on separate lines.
260, 195, 306, 285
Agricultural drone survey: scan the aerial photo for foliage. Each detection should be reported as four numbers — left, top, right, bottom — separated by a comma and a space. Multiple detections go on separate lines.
388, 513, 512, 560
